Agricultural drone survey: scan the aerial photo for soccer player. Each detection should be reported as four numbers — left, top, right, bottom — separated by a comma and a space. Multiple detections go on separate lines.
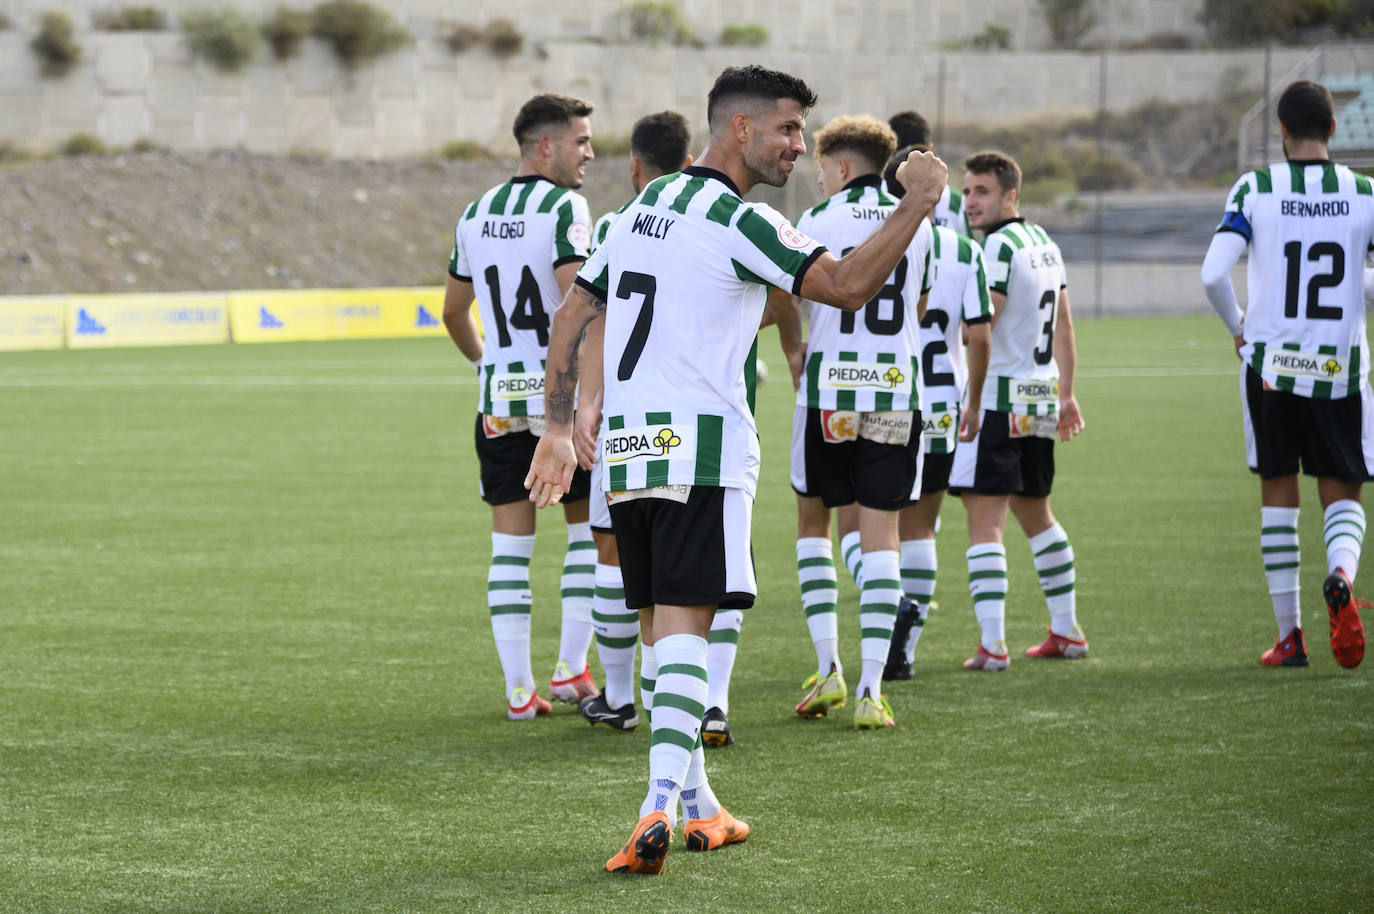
1200, 79, 1369, 669
527, 64, 948, 875
879, 146, 994, 680
577, 111, 693, 733
948, 150, 1087, 670
787, 114, 934, 728
442, 93, 600, 719
885, 110, 970, 235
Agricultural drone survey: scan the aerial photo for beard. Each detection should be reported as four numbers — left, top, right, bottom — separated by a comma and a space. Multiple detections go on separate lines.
744, 141, 795, 188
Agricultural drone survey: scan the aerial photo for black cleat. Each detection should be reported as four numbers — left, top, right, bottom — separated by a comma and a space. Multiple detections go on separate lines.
579, 693, 639, 731
701, 706, 734, 747
884, 598, 921, 681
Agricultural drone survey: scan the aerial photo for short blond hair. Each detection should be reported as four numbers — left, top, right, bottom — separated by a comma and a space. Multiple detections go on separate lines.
814, 115, 898, 174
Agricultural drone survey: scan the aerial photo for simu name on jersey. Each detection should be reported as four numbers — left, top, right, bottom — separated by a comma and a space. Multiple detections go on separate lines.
577, 166, 827, 498
981, 218, 1067, 415
449, 175, 591, 417
795, 176, 933, 413
919, 225, 992, 452
1218, 160, 1374, 399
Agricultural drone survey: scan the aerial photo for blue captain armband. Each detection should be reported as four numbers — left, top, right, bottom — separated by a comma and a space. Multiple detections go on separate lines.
1215, 210, 1252, 241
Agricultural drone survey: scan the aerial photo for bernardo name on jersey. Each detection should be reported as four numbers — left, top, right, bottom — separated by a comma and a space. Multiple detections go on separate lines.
449, 175, 591, 417
577, 167, 826, 498
1218, 160, 1374, 399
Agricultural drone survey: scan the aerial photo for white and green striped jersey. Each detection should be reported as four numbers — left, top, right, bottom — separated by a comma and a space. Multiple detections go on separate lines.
1218, 160, 1374, 399
591, 203, 628, 253
449, 175, 591, 416
934, 185, 971, 237
920, 225, 992, 452
577, 165, 827, 497
980, 218, 1067, 415
794, 176, 933, 412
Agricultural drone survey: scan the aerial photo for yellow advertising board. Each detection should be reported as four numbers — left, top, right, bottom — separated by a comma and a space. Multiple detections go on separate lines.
229, 287, 449, 343
0, 296, 66, 351
66, 292, 230, 349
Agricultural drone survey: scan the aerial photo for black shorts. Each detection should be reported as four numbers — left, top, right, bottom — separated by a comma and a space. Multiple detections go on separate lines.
789, 406, 924, 510
947, 409, 1054, 498
473, 413, 590, 506
1242, 366, 1374, 482
609, 486, 756, 610
919, 450, 955, 496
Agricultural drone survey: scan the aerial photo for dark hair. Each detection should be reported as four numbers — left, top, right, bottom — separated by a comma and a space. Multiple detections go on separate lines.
1277, 80, 1335, 144
883, 144, 923, 198
513, 93, 594, 149
631, 110, 691, 176
706, 65, 818, 131
964, 149, 1022, 194
888, 110, 930, 149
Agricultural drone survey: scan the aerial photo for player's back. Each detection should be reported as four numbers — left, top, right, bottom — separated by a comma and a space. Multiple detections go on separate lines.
796, 177, 931, 412
452, 176, 590, 416
981, 219, 1065, 415
922, 224, 990, 401
1224, 161, 1374, 398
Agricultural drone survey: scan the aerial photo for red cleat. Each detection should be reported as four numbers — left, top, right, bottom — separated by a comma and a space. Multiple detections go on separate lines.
963, 642, 1010, 671
606, 811, 672, 875
1323, 570, 1367, 669
550, 663, 601, 702
507, 687, 552, 720
1024, 626, 1089, 659
1260, 628, 1309, 667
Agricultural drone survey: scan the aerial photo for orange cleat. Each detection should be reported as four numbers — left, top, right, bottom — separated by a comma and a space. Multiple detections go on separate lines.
507, 687, 552, 720
550, 663, 601, 702
1260, 628, 1309, 667
684, 807, 749, 852
963, 642, 1010, 671
1323, 570, 1367, 669
606, 811, 672, 875
1025, 626, 1089, 659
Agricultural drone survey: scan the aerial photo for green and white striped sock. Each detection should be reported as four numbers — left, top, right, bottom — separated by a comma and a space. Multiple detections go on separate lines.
593, 561, 638, 709
640, 642, 656, 729
557, 522, 595, 673
1324, 499, 1365, 583
1261, 506, 1301, 638
641, 633, 708, 828
488, 532, 536, 698
706, 610, 742, 715
967, 543, 1008, 652
858, 549, 900, 699
899, 538, 936, 662
1028, 524, 1077, 637
797, 537, 840, 676
840, 530, 864, 590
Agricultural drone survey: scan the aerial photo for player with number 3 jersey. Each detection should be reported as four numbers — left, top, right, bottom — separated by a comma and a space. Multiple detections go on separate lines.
1202, 79, 1369, 670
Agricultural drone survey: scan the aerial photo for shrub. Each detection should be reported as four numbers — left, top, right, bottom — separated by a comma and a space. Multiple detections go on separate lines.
627, 1, 694, 46
183, 9, 261, 72
311, 0, 412, 67
1116, 31, 1194, 49
1037, 0, 1096, 49
60, 133, 107, 156
31, 12, 82, 78
1200, 0, 1339, 46
721, 23, 767, 46
441, 139, 490, 159
949, 23, 1013, 50
1067, 147, 1144, 190
443, 22, 482, 53
131, 138, 165, 152
263, 7, 312, 60
484, 18, 523, 57
94, 6, 168, 30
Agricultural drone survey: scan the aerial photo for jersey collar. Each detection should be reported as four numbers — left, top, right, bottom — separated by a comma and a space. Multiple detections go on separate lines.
509, 174, 545, 184
983, 215, 1025, 235
840, 174, 883, 192
1286, 157, 1332, 166
683, 165, 742, 198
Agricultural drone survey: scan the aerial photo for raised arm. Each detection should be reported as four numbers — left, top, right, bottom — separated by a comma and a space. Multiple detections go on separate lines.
799, 150, 947, 309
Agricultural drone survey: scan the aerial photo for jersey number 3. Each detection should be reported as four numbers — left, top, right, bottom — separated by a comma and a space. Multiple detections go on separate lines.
1283, 241, 1344, 321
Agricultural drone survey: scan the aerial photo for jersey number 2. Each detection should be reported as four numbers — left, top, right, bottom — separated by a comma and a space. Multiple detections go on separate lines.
1283, 241, 1344, 321
482, 264, 549, 347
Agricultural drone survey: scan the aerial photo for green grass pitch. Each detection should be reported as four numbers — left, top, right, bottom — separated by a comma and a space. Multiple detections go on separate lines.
1, 316, 1370, 912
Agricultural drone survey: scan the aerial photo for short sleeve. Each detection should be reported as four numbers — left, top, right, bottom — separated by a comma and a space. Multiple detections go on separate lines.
553, 193, 592, 267
962, 239, 992, 324
983, 233, 1012, 296
1216, 172, 1255, 242
730, 202, 827, 296
1056, 244, 1069, 290
574, 235, 609, 302
590, 212, 614, 254
449, 217, 471, 282
911, 219, 934, 295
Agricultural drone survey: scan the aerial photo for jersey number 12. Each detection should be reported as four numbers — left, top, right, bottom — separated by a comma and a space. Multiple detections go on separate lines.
1282, 241, 1344, 321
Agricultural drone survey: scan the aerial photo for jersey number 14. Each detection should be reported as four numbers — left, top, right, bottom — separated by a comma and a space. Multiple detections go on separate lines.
482, 264, 550, 347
